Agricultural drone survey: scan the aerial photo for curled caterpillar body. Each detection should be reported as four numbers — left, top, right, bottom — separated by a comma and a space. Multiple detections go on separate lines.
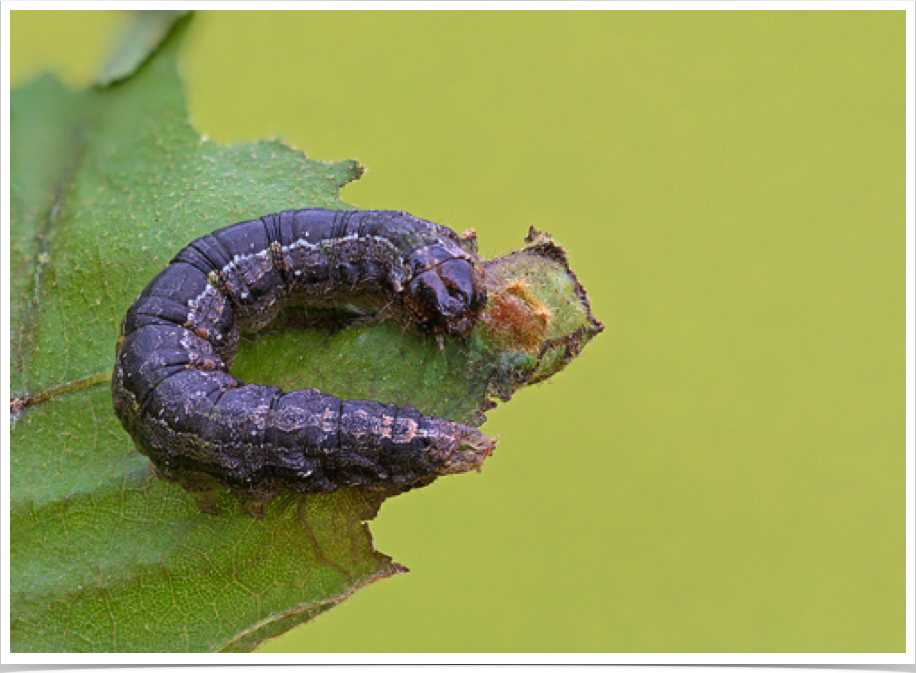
112, 209, 494, 514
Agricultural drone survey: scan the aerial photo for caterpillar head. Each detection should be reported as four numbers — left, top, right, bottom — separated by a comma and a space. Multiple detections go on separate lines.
404, 258, 487, 338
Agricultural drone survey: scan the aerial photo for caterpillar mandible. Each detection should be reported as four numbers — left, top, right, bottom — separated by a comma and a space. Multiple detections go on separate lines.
112, 209, 495, 516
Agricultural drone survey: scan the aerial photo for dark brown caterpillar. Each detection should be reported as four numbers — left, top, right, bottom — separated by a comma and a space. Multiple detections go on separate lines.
112, 209, 494, 515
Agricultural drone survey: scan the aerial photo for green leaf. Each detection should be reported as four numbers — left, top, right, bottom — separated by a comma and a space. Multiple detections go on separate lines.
10, 14, 601, 652
98, 11, 189, 86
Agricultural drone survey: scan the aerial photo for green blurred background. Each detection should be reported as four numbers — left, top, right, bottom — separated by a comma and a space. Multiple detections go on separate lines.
10, 10, 905, 652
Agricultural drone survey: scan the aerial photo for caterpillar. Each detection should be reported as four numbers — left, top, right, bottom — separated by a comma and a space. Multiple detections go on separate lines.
112, 209, 495, 515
